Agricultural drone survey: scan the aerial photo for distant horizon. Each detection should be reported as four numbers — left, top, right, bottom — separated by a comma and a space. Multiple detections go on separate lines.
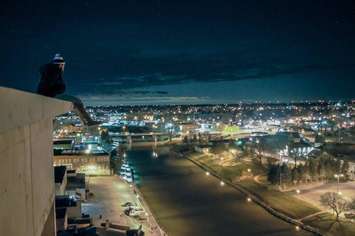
84, 99, 354, 108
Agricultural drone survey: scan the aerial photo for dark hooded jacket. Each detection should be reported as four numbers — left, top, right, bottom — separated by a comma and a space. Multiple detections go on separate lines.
37, 63, 66, 97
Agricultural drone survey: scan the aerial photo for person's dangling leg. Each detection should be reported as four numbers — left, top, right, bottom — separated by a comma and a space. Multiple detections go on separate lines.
56, 94, 100, 127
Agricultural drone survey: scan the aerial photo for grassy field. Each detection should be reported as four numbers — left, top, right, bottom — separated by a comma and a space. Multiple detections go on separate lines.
192, 153, 319, 219
193, 153, 254, 181
190, 152, 355, 235
239, 179, 319, 219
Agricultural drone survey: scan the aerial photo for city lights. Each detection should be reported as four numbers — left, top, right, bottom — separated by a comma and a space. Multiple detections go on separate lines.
3, 2, 355, 235
49, 98, 354, 236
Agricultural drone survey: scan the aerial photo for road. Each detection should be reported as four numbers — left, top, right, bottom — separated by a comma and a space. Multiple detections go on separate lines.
127, 149, 314, 236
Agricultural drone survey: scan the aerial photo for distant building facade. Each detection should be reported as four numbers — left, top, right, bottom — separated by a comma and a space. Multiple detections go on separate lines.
54, 153, 110, 175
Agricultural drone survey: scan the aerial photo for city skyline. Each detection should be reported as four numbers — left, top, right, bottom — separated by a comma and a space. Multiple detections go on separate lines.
1, 2, 355, 236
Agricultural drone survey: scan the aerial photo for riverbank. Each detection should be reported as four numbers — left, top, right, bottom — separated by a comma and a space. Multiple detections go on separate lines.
188, 152, 355, 236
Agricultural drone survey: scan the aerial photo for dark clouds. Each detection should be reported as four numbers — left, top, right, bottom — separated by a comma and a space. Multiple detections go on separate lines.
1, 1, 355, 103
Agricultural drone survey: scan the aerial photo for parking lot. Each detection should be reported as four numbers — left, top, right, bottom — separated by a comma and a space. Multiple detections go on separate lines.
82, 176, 164, 235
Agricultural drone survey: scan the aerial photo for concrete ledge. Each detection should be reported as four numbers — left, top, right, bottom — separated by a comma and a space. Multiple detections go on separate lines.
0, 87, 73, 236
0, 87, 73, 134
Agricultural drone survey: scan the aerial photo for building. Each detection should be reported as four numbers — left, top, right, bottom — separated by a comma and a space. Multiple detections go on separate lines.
0, 87, 72, 236
66, 170, 87, 201
54, 152, 111, 175
53, 139, 74, 151
55, 196, 81, 219
254, 132, 314, 159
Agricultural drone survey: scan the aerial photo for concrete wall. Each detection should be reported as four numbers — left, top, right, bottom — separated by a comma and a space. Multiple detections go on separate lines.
0, 87, 72, 236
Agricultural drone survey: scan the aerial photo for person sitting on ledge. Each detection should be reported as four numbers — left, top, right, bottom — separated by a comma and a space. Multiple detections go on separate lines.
37, 53, 100, 127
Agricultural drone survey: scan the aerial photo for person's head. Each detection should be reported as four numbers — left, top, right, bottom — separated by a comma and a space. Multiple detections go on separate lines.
51, 53, 65, 71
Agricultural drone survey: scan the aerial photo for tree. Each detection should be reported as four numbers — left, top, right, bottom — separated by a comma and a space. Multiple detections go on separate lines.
192, 134, 197, 142
183, 136, 189, 144
296, 164, 306, 183
255, 140, 264, 164
334, 159, 342, 175
320, 192, 351, 221
341, 160, 350, 178
267, 164, 280, 185
317, 158, 326, 181
307, 158, 317, 181
281, 163, 291, 183
291, 167, 299, 184
290, 151, 298, 167
240, 147, 250, 159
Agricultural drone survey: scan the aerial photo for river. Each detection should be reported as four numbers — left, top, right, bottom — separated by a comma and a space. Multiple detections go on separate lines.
125, 148, 313, 236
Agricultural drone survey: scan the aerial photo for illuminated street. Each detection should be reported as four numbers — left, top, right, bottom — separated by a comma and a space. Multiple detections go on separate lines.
127, 149, 313, 236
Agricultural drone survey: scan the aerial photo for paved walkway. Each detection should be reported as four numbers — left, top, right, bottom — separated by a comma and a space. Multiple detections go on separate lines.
82, 176, 165, 236
295, 181, 355, 210
298, 211, 328, 221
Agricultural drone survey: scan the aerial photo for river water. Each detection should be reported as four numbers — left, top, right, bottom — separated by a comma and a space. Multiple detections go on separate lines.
125, 148, 313, 236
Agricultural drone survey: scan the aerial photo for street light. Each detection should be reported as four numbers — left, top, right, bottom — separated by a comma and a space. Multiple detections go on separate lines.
205, 171, 210, 176
334, 174, 344, 194
247, 197, 252, 202
152, 151, 158, 158
220, 181, 225, 186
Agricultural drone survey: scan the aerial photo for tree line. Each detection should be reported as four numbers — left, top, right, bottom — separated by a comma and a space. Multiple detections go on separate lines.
267, 152, 350, 185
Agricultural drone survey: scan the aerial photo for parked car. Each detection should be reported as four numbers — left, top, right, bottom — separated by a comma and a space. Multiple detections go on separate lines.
129, 209, 145, 217
124, 206, 143, 212
121, 202, 135, 207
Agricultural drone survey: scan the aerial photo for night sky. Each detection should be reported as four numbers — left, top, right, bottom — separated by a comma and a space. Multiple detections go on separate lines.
1, 1, 355, 105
